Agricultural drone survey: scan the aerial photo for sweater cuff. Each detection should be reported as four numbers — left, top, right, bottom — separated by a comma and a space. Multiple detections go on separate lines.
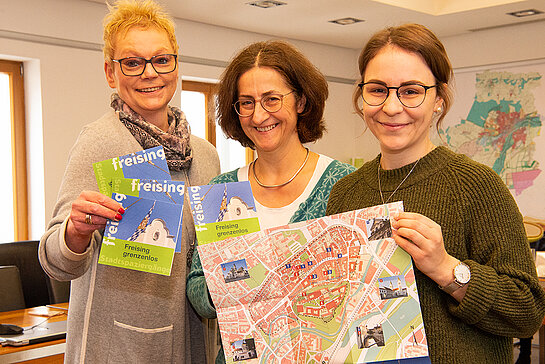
187, 274, 217, 319
59, 217, 93, 261
447, 260, 497, 324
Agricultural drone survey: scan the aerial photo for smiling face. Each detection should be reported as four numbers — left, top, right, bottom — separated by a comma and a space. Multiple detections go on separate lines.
237, 66, 304, 153
105, 26, 178, 129
362, 44, 443, 165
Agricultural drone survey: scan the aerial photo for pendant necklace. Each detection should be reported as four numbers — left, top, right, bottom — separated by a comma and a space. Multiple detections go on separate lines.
378, 157, 421, 204
252, 148, 310, 188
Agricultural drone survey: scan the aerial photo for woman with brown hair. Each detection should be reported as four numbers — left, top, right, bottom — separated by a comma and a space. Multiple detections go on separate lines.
326, 23, 545, 363
208, 40, 355, 228
187, 40, 355, 363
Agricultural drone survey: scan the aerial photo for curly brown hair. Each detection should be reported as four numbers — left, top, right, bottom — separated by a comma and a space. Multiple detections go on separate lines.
217, 40, 329, 149
353, 23, 453, 132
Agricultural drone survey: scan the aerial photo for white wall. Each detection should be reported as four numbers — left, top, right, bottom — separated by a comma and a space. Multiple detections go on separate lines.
0, 0, 362, 237
2, 0, 544, 238
443, 21, 545, 69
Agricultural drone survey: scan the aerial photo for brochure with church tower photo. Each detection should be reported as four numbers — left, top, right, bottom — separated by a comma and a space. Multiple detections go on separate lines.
93, 146, 182, 274
188, 181, 260, 245
110, 178, 185, 252
98, 193, 182, 276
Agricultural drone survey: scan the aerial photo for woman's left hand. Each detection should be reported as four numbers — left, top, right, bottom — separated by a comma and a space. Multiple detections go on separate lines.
391, 212, 458, 283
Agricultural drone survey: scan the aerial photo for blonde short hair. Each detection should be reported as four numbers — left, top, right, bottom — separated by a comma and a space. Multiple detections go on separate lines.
103, 0, 178, 63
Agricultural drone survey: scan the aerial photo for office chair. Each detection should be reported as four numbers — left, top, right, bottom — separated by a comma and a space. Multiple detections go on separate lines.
0, 240, 65, 308
47, 277, 71, 304
515, 219, 544, 364
0, 265, 26, 312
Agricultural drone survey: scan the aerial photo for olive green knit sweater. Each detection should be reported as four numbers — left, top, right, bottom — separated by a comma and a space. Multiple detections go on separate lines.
326, 146, 545, 364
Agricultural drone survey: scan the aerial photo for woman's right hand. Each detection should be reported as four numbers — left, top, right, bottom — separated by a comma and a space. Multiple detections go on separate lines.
65, 191, 125, 253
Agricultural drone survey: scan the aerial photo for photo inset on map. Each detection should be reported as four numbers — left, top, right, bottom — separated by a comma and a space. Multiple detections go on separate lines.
357, 323, 385, 348
231, 338, 258, 361
365, 217, 392, 241
221, 258, 251, 283
378, 275, 408, 300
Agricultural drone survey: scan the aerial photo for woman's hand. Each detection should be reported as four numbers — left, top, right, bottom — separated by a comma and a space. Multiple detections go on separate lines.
65, 191, 125, 253
391, 212, 462, 296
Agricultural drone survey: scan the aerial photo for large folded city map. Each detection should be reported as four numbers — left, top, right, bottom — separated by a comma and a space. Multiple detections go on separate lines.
197, 201, 430, 363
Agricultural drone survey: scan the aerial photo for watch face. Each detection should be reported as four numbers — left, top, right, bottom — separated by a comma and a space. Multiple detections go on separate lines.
454, 263, 471, 284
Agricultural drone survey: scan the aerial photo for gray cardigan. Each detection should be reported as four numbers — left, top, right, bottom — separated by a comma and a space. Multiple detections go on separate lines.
39, 110, 220, 363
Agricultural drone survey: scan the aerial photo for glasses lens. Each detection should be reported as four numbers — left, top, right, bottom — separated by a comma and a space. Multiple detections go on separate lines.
151, 54, 177, 74
361, 83, 388, 106
262, 94, 283, 113
398, 84, 426, 108
120, 57, 146, 76
235, 100, 255, 116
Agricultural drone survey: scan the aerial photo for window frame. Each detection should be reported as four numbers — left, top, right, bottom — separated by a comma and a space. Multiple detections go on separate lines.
181, 80, 255, 164
0, 59, 28, 241
181, 80, 217, 147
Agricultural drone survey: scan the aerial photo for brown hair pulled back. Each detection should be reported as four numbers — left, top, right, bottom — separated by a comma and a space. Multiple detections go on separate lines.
354, 23, 453, 131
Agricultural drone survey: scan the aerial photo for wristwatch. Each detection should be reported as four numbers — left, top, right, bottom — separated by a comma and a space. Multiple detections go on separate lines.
439, 261, 471, 294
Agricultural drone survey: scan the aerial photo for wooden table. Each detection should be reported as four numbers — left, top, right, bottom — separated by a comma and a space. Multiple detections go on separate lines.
0, 302, 68, 364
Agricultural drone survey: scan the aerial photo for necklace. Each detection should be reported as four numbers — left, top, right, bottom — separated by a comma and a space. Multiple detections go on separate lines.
377, 157, 421, 204
252, 148, 310, 188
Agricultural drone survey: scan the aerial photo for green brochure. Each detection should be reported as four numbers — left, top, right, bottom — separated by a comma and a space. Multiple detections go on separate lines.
98, 193, 182, 276
111, 178, 185, 252
188, 182, 260, 245
93, 146, 171, 196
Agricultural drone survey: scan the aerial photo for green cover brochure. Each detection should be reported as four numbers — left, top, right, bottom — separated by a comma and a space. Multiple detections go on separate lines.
111, 178, 185, 252
93, 146, 171, 196
93, 146, 183, 275
98, 193, 182, 276
188, 181, 260, 244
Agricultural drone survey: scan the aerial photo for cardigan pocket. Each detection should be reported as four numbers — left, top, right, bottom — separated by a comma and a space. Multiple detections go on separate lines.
107, 320, 173, 363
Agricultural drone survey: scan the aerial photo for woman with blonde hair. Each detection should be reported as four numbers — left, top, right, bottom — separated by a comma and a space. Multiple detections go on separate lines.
39, 1, 219, 362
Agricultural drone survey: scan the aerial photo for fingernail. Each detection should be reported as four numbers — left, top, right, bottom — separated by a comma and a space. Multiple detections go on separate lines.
118, 207, 125, 214
115, 213, 123, 221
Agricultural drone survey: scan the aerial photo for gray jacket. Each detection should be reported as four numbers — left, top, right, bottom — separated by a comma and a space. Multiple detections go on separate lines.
39, 110, 220, 363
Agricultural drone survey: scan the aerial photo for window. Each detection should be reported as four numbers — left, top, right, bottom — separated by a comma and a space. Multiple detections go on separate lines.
0, 60, 28, 241
181, 80, 249, 173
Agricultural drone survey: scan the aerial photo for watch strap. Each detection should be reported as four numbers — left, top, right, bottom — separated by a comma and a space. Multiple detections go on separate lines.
439, 261, 470, 294
439, 280, 463, 294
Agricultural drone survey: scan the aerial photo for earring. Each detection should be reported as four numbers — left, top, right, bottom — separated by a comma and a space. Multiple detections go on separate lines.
435, 107, 442, 113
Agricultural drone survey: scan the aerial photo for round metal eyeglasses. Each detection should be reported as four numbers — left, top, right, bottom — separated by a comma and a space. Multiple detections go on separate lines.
358, 82, 437, 108
233, 91, 295, 117
112, 54, 178, 76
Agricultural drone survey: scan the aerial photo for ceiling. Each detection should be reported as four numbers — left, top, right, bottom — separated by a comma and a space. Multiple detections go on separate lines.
85, 0, 545, 49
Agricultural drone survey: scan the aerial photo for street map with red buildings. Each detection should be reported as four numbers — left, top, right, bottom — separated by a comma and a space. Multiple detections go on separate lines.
197, 201, 429, 363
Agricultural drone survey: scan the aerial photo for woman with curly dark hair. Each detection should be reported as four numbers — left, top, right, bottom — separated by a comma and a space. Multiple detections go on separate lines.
187, 40, 355, 363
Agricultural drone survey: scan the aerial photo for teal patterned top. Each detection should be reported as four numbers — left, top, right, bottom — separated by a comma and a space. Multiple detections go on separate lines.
186, 158, 355, 363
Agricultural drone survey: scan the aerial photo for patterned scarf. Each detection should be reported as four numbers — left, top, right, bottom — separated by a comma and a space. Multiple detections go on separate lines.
110, 93, 192, 171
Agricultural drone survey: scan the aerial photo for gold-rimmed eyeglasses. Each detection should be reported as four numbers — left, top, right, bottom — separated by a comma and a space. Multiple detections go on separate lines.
112, 54, 178, 76
358, 82, 437, 108
233, 91, 295, 117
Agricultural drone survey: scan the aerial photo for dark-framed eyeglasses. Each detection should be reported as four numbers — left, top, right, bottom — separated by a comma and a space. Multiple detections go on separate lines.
112, 54, 178, 76
233, 91, 295, 117
358, 82, 437, 108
